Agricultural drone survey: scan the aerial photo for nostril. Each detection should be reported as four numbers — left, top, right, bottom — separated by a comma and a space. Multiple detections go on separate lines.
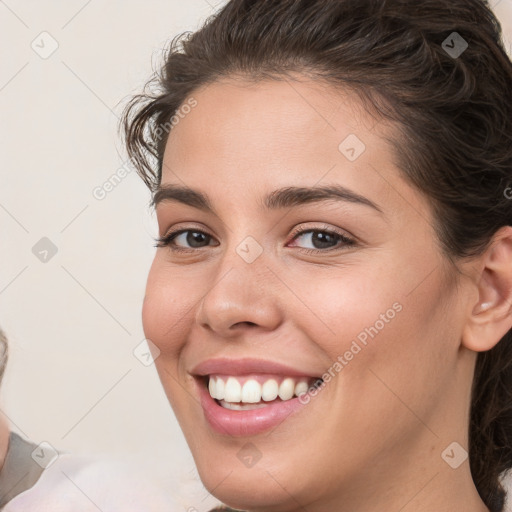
234, 321, 258, 328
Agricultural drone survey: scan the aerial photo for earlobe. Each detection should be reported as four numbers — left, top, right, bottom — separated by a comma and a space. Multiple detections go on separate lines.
462, 226, 512, 353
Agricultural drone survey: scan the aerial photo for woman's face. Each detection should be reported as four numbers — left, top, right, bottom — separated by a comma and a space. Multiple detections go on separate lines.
142, 77, 474, 510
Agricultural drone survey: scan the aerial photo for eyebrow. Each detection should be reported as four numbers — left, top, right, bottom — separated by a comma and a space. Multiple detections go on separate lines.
152, 183, 383, 214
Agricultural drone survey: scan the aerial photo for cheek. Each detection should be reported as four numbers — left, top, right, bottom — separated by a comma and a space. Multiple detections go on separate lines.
289, 265, 402, 358
141, 258, 197, 358
141, 261, 202, 422
291, 262, 453, 404
324, 268, 457, 428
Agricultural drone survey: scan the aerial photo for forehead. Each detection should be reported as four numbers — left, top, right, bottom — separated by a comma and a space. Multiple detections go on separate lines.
160, 76, 431, 224
164, 76, 382, 165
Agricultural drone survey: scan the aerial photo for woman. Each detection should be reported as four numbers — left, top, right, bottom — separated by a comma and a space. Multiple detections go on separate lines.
121, 0, 512, 511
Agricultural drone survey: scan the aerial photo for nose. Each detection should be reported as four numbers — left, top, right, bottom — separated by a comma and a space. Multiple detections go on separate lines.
195, 255, 283, 338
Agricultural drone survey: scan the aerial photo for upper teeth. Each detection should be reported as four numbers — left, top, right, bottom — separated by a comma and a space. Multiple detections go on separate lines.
208, 376, 311, 403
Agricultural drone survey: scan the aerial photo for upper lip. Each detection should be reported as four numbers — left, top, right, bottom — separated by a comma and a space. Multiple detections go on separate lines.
191, 357, 321, 378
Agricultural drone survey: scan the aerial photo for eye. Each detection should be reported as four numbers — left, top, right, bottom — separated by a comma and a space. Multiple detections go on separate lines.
154, 224, 356, 254
154, 229, 218, 252
288, 225, 355, 253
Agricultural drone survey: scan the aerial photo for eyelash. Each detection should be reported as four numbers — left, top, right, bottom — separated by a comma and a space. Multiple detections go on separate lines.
154, 224, 356, 255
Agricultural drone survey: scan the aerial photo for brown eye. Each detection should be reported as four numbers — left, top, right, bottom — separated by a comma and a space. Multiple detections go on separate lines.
289, 227, 355, 253
155, 229, 217, 250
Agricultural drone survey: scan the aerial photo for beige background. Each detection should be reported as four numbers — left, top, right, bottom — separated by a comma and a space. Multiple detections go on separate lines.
0, 0, 511, 510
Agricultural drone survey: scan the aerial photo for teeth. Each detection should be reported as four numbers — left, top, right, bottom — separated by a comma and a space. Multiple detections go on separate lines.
261, 379, 279, 401
215, 377, 225, 400
219, 400, 269, 411
241, 379, 262, 403
208, 377, 216, 398
224, 377, 242, 402
278, 378, 295, 400
208, 375, 312, 404
294, 380, 309, 396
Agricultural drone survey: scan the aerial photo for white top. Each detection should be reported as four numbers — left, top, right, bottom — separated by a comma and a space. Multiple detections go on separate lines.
3, 453, 178, 512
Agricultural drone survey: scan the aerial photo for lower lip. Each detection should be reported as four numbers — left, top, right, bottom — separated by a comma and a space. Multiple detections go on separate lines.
197, 379, 309, 437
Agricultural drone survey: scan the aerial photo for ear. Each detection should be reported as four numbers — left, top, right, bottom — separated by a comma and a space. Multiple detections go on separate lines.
462, 226, 512, 352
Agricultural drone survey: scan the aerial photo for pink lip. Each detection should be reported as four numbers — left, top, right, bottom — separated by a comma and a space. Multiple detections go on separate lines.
191, 357, 320, 378
196, 379, 309, 437
191, 358, 321, 437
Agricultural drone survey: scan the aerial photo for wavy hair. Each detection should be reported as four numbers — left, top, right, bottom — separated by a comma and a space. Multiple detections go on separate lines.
120, 1, 512, 510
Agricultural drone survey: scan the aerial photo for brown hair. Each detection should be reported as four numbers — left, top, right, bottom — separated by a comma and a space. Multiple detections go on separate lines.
120, 1, 512, 510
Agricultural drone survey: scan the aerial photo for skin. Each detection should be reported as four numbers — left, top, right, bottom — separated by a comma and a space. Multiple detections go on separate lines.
142, 75, 512, 512
0, 415, 9, 473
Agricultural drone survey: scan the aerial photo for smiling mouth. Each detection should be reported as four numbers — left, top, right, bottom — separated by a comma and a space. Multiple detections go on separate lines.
205, 374, 323, 411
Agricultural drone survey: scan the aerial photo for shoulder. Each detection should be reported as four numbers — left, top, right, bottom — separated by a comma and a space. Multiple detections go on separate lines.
3, 454, 178, 512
